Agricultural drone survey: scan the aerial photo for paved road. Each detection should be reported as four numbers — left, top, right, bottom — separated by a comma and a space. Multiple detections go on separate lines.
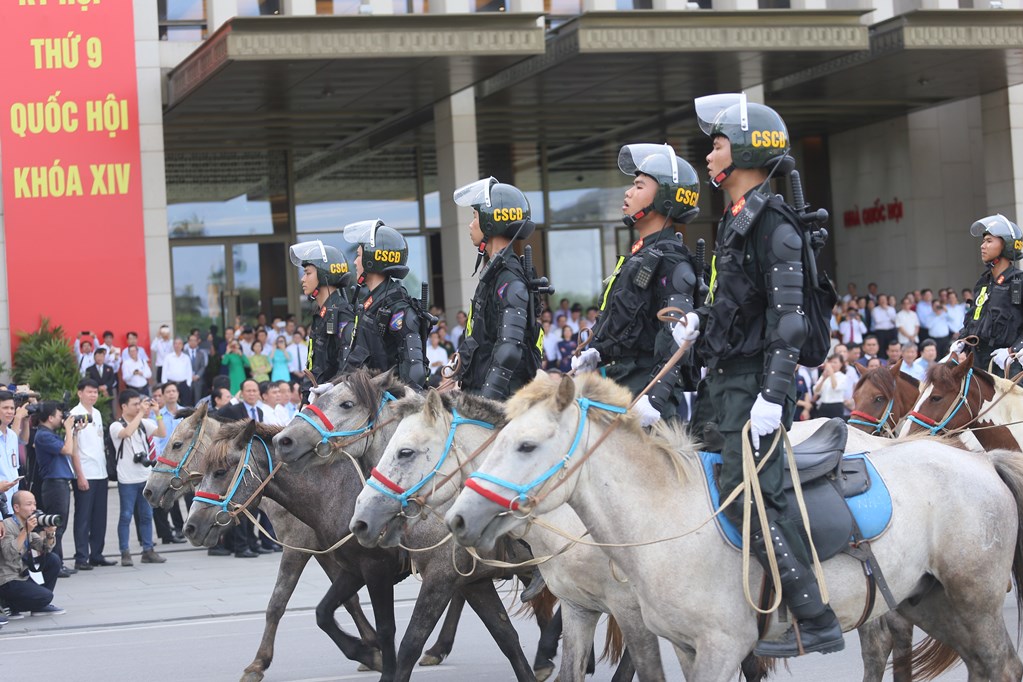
0, 491, 1017, 680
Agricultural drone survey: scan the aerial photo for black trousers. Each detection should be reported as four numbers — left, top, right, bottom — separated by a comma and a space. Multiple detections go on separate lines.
0, 552, 60, 612
73, 479, 108, 564
40, 479, 71, 562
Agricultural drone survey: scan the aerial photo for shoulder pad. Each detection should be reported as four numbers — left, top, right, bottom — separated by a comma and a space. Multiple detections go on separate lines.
496, 278, 529, 307
670, 259, 697, 292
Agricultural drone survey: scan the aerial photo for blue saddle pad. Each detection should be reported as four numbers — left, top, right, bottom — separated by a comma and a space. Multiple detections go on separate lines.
698, 451, 892, 550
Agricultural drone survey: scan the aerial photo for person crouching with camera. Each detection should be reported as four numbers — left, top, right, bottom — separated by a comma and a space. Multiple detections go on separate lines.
0, 491, 64, 617
34, 401, 87, 577
109, 390, 166, 567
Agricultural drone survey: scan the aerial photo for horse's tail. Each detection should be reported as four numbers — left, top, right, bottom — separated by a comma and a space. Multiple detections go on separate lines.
909, 636, 961, 681
738, 653, 778, 681
517, 586, 557, 625
599, 615, 624, 665
989, 449, 1023, 637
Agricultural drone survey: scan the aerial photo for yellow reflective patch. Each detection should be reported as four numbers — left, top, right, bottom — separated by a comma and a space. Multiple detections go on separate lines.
306, 337, 313, 370
466, 301, 475, 337
536, 327, 544, 352
974, 286, 988, 321
600, 257, 626, 312
706, 254, 718, 304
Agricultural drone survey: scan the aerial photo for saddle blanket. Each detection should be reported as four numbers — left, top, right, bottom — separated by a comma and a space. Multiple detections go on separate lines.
698, 451, 893, 553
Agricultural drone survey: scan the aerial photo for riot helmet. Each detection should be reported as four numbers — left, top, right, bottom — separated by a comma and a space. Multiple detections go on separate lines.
454, 177, 535, 275
695, 93, 790, 188
343, 219, 410, 281
970, 214, 1023, 263
289, 239, 349, 288
618, 143, 700, 227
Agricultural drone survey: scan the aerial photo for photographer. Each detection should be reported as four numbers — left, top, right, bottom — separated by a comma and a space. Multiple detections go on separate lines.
69, 380, 115, 570
0, 390, 29, 511
34, 401, 86, 576
109, 390, 166, 566
0, 491, 63, 616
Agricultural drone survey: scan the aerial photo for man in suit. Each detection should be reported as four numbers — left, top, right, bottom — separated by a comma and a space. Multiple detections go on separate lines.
186, 333, 208, 403
85, 349, 118, 399
217, 379, 264, 423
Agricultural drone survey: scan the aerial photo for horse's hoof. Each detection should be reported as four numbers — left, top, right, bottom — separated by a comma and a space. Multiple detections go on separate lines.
239, 670, 265, 682
357, 664, 370, 672
535, 664, 556, 682
370, 650, 384, 673
419, 653, 445, 666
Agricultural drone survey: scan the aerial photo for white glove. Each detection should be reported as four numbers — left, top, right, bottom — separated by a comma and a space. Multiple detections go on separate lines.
308, 383, 332, 404
992, 347, 1013, 371
672, 312, 701, 347
571, 348, 601, 374
749, 395, 783, 450
949, 340, 965, 355
632, 395, 661, 428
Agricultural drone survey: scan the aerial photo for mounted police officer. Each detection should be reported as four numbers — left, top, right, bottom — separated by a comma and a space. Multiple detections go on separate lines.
571, 143, 702, 427
288, 239, 354, 400
676, 93, 843, 657
451, 177, 542, 400
341, 220, 429, 389
951, 214, 1023, 376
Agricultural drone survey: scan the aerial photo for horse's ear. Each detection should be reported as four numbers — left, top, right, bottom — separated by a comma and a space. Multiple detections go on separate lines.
237, 419, 257, 445
849, 361, 863, 377
889, 359, 902, 376
555, 374, 575, 412
424, 389, 444, 427
958, 351, 975, 372
195, 401, 208, 420
375, 368, 396, 389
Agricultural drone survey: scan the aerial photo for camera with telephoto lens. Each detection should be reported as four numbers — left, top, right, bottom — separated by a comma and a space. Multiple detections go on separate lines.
32, 510, 63, 528
132, 451, 156, 468
73, 414, 92, 426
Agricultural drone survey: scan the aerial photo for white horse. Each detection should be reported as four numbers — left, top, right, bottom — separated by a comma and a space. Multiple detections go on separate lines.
350, 388, 667, 682
446, 371, 1023, 682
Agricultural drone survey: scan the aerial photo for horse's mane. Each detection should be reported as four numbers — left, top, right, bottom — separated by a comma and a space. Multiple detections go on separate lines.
174, 406, 232, 425
854, 367, 896, 399
391, 390, 508, 428
926, 361, 971, 392
509, 373, 693, 482
338, 368, 409, 408
200, 420, 282, 471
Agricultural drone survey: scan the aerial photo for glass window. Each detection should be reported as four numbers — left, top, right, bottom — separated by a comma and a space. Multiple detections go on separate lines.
172, 245, 226, 335
547, 167, 624, 226
167, 152, 278, 238
546, 228, 603, 308
159, 0, 205, 40
297, 232, 430, 302
238, 0, 281, 15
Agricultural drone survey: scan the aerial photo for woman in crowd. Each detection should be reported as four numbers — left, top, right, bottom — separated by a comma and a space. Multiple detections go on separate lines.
248, 341, 271, 382
871, 294, 898, 351
270, 336, 291, 383
221, 340, 250, 393
813, 354, 848, 419
556, 325, 576, 374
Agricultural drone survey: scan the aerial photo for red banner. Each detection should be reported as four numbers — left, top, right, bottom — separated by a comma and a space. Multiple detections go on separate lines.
1, 0, 149, 352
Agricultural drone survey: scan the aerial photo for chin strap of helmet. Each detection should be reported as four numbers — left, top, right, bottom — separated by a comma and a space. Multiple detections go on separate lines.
710, 164, 736, 189
623, 204, 656, 228
309, 287, 319, 302
472, 236, 488, 276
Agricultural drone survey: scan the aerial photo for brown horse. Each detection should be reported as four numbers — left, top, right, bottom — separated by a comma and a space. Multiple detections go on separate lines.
900, 352, 1023, 451
849, 360, 920, 437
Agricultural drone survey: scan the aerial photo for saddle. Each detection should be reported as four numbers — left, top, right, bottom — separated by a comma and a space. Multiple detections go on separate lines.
698, 419, 892, 561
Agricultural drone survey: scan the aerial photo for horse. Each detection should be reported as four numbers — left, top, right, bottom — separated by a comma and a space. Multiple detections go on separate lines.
849, 361, 920, 438
899, 352, 1023, 451
349, 388, 660, 682
270, 371, 551, 682
446, 371, 1023, 682
141, 403, 382, 681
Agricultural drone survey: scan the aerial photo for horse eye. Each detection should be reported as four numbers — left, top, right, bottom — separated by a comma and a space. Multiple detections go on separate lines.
341, 401, 354, 410
398, 448, 415, 459
519, 442, 537, 454
930, 395, 943, 403
874, 396, 885, 403
171, 441, 182, 450
214, 469, 227, 477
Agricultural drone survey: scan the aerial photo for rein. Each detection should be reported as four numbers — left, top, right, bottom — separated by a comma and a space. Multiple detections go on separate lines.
906, 368, 976, 435
193, 433, 274, 526
295, 392, 397, 457
848, 399, 895, 437
152, 411, 208, 488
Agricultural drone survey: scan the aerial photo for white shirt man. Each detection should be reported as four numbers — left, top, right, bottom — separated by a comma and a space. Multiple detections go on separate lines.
110, 403, 161, 486
426, 335, 449, 376
121, 348, 152, 390
162, 339, 193, 387
0, 394, 24, 509
150, 327, 174, 376
838, 315, 867, 346
69, 399, 106, 482
286, 337, 307, 376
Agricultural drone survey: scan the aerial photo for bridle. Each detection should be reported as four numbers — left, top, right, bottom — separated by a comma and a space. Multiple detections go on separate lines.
464, 397, 625, 512
295, 392, 397, 458
193, 433, 274, 526
906, 367, 976, 436
152, 412, 208, 489
849, 399, 895, 437
368, 408, 494, 514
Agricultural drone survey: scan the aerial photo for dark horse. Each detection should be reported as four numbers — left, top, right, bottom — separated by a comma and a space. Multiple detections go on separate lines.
849, 360, 920, 438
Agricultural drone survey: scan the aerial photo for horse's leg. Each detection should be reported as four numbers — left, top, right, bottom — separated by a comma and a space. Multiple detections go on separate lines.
314, 571, 382, 673
461, 579, 536, 681
362, 567, 399, 682
686, 637, 753, 682
887, 611, 915, 682
420, 592, 465, 666
241, 548, 311, 682
557, 601, 600, 682
533, 605, 561, 681
390, 582, 455, 682
857, 617, 892, 682
613, 618, 665, 682
609, 647, 636, 682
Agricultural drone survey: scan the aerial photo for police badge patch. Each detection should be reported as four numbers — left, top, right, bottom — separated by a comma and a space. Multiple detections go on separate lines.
497, 283, 509, 299
389, 311, 405, 331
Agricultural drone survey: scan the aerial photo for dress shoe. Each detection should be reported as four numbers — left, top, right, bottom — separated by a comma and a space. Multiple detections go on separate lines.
73, 563, 93, 571
253, 546, 273, 554
57, 568, 74, 578
161, 536, 186, 545
89, 558, 117, 567
172, 529, 186, 541
141, 549, 167, 564
235, 548, 259, 558
207, 547, 231, 557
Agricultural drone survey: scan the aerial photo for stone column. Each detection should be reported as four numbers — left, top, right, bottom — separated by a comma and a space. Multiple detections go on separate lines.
981, 85, 1023, 223
283, 0, 317, 14
435, 89, 480, 321
136, 0, 174, 333
205, 0, 238, 33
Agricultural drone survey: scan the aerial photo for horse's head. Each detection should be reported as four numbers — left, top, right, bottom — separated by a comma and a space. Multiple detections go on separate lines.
901, 353, 990, 437
144, 403, 216, 508
185, 419, 276, 548
447, 371, 631, 551
273, 369, 404, 465
351, 389, 502, 548
849, 361, 919, 436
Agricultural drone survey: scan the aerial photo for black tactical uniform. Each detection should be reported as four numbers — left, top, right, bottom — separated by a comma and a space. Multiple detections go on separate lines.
453, 178, 542, 400
342, 220, 428, 389
586, 144, 702, 420
691, 93, 842, 657
961, 214, 1023, 375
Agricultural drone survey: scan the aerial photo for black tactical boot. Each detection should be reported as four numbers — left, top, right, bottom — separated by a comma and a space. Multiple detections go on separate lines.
749, 516, 845, 657
520, 566, 547, 603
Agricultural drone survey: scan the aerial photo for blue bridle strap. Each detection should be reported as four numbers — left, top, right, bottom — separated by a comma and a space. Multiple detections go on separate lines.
848, 399, 894, 436
152, 416, 204, 478
193, 434, 273, 514
296, 392, 397, 443
907, 368, 974, 435
367, 408, 494, 508
467, 397, 627, 510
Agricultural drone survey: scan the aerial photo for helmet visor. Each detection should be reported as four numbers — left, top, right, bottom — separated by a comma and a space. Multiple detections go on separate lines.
453, 177, 497, 208
971, 214, 1020, 239
289, 240, 327, 268
618, 144, 680, 184
695, 93, 748, 135
343, 219, 384, 247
